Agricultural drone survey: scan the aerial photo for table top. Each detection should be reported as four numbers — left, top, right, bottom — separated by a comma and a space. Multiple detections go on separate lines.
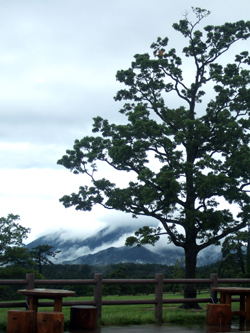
17, 288, 75, 297
212, 287, 250, 294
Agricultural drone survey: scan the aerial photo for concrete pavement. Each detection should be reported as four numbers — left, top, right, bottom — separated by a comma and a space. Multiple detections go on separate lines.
65, 322, 250, 332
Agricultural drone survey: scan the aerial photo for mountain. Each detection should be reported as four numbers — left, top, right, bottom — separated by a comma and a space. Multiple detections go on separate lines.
26, 225, 221, 266
26, 225, 136, 261
62, 245, 184, 266
26, 225, 135, 252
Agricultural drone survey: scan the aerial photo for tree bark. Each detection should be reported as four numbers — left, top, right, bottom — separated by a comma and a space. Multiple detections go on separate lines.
179, 246, 201, 309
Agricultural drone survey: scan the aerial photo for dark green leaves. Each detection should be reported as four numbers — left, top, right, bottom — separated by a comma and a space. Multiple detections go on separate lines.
125, 226, 162, 247
0, 214, 31, 267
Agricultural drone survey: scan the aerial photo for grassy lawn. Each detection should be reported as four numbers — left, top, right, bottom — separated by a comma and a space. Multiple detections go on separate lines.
0, 291, 242, 331
100, 291, 209, 326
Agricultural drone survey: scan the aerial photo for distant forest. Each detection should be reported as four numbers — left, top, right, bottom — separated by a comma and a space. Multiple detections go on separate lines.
42, 261, 218, 280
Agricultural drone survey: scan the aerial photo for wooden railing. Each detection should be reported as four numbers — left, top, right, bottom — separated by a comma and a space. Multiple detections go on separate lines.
0, 273, 249, 322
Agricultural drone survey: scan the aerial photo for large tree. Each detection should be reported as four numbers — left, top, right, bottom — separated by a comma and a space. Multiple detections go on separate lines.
58, 8, 250, 305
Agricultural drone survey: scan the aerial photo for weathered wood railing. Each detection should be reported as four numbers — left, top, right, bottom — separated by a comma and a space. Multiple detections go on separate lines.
0, 273, 249, 322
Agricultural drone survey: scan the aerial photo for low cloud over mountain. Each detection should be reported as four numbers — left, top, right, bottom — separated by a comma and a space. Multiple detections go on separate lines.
26, 225, 221, 266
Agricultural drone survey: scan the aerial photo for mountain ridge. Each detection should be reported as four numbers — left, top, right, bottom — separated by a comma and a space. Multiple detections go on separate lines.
26, 225, 221, 266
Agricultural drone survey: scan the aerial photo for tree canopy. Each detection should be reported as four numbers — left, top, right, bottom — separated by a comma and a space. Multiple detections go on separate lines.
1, 246, 34, 267
58, 8, 250, 303
218, 230, 250, 277
0, 214, 30, 266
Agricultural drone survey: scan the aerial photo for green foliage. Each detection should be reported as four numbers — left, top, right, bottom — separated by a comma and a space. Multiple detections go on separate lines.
58, 7, 250, 294
1, 246, 34, 267
42, 264, 94, 296
125, 226, 162, 247
103, 266, 132, 296
0, 286, 13, 301
0, 214, 30, 266
0, 266, 44, 300
0, 266, 43, 280
171, 259, 185, 294
218, 230, 249, 277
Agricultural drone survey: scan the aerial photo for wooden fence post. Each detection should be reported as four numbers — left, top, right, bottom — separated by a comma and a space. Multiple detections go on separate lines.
26, 274, 35, 290
94, 273, 102, 320
155, 273, 163, 323
25, 274, 35, 310
210, 273, 218, 303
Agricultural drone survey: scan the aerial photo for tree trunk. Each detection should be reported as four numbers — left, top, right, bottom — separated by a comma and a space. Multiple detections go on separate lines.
179, 246, 201, 309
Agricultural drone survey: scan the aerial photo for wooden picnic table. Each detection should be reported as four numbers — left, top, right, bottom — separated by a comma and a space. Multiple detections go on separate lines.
17, 288, 75, 312
212, 287, 250, 324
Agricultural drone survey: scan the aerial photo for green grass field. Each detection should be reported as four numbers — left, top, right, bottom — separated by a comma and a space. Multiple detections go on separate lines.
0, 291, 242, 331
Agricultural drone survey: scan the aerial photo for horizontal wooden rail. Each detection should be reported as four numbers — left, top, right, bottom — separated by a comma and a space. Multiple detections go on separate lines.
163, 297, 211, 303
34, 279, 97, 285
0, 278, 213, 286
0, 302, 27, 308
102, 299, 157, 305
0, 280, 27, 285
163, 279, 213, 284
0, 296, 242, 309
218, 278, 250, 284
38, 300, 97, 307
102, 279, 158, 284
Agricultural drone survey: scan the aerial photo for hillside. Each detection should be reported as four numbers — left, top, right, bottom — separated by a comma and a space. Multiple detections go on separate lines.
26, 225, 221, 266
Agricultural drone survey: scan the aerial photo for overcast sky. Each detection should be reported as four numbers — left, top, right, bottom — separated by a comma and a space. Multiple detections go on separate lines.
1, 0, 250, 243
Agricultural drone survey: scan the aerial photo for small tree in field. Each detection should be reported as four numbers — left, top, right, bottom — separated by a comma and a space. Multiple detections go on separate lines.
30, 245, 61, 274
58, 8, 250, 307
219, 231, 249, 277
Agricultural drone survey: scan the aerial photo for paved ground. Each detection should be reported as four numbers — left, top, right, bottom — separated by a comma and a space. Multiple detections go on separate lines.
65, 322, 250, 333
2, 322, 250, 332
